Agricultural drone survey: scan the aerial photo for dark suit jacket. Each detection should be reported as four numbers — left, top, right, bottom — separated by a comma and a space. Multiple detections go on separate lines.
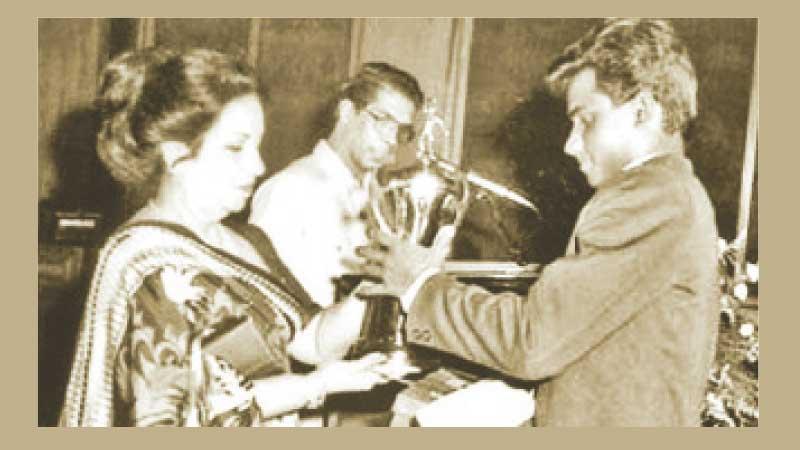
406, 153, 721, 426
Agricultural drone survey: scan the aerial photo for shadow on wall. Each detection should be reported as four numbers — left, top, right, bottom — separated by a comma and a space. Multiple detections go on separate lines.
452, 88, 593, 265
40, 106, 125, 239
500, 88, 594, 264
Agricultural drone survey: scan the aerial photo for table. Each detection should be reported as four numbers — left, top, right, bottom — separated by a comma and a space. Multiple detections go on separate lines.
322, 345, 536, 427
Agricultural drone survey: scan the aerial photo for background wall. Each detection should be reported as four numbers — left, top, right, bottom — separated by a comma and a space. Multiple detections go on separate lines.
254, 19, 353, 177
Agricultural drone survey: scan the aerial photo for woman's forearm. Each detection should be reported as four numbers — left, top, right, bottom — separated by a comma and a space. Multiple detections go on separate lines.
315, 295, 365, 360
288, 295, 366, 364
251, 372, 325, 418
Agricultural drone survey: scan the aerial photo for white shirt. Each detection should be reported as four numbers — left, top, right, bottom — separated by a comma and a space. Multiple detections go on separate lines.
249, 140, 370, 308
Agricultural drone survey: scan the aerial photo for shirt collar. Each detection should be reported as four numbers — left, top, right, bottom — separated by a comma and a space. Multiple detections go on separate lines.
623, 152, 665, 171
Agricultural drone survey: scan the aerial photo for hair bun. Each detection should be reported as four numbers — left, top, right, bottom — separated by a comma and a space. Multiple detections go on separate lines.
94, 47, 258, 194
95, 48, 175, 185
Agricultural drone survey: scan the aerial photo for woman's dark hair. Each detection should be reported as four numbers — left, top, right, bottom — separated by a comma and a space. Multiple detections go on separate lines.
95, 47, 259, 197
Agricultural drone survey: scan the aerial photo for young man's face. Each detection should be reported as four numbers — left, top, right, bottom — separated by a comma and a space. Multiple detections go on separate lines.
564, 68, 640, 188
344, 86, 416, 176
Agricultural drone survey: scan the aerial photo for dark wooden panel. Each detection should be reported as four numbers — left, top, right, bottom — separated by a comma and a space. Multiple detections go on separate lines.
39, 19, 108, 201
107, 18, 139, 58
464, 19, 597, 138
38, 18, 125, 231
458, 18, 757, 263
155, 18, 252, 58
39, 20, 119, 425
255, 18, 352, 177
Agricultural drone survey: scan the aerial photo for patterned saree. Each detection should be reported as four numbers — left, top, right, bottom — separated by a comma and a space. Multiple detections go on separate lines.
59, 222, 319, 426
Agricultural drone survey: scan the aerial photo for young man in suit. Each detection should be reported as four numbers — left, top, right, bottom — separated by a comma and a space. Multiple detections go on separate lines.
362, 18, 721, 426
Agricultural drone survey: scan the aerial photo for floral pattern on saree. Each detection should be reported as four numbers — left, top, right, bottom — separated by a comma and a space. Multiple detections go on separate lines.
114, 265, 292, 426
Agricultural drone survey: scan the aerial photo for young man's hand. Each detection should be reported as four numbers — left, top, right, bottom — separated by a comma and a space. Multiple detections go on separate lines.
355, 225, 455, 307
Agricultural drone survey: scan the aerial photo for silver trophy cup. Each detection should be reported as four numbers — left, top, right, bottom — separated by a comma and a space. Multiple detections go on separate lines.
348, 100, 470, 365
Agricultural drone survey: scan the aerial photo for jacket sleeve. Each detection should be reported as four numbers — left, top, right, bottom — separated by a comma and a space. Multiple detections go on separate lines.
405, 182, 690, 380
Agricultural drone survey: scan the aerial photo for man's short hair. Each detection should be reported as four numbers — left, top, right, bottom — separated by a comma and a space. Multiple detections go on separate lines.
546, 18, 698, 134
340, 62, 425, 111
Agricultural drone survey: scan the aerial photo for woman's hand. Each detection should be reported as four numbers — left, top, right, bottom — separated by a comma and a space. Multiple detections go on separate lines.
250, 353, 395, 418
312, 352, 391, 394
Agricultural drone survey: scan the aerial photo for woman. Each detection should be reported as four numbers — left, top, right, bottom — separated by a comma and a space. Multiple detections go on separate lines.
59, 47, 395, 427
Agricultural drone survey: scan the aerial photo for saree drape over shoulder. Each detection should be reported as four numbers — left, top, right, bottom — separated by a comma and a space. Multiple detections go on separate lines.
59, 222, 320, 427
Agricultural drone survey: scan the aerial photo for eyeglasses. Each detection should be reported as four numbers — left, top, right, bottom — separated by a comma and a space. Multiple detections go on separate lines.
363, 109, 416, 145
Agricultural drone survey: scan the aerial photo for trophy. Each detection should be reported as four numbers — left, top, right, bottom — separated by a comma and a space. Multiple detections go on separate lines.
347, 99, 469, 369
366, 99, 537, 242
347, 99, 538, 370
368, 99, 471, 247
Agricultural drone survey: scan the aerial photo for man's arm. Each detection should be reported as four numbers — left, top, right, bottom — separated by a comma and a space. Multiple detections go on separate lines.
405, 183, 690, 381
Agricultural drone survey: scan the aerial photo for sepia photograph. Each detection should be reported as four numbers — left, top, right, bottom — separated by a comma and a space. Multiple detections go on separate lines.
38, 17, 758, 427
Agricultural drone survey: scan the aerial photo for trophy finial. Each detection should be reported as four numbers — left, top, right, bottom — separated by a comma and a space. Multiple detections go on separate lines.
367, 96, 470, 247
417, 97, 449, 165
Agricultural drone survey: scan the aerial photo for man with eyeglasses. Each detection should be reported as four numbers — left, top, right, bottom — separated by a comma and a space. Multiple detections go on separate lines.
250, 62, 424, 309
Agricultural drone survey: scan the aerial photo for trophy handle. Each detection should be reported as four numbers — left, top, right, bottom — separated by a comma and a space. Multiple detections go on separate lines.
368, 183, 395, 238
367, 168, 472, 245
451, 174, 471, 228
368, 175, 409, 239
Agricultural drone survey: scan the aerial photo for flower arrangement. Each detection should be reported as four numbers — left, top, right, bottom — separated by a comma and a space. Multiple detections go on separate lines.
702, 237, 759, 427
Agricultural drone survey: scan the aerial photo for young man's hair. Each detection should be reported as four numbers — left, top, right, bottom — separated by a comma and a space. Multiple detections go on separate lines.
546, 18, 698, 134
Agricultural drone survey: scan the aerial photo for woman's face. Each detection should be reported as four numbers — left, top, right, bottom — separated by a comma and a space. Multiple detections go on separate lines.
176, 94, 266, 219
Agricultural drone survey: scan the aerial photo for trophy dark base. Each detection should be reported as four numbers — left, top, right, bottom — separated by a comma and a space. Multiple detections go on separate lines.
347, 344, 440, 377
